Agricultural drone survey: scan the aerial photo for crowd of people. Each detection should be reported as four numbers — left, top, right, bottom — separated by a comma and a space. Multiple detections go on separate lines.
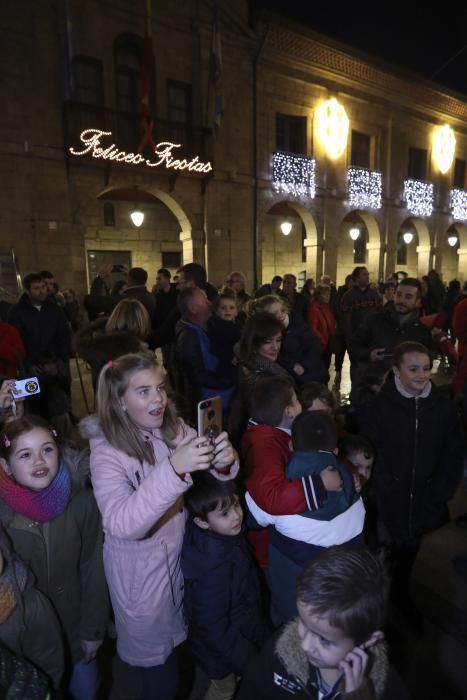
0, 262, 465, 700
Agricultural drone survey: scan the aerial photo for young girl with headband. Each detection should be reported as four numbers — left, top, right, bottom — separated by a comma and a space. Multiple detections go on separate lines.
81, 352, 238, 700
0, 414, 109, 699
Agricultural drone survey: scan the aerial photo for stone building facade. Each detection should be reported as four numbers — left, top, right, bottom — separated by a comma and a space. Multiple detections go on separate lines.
1, 0, 467, 299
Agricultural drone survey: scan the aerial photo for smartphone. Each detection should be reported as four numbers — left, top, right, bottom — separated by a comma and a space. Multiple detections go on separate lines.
12, 377, 41, 399
197, 396, 222, 445
112, 264, 125, 273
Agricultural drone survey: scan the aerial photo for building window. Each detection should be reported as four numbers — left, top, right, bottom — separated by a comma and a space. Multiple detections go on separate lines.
162, 251, 182, 268
396, 235, 407, 265
276, 114, 307, 155
168, 81, 191, 124
454, 158, 466, 189
114, 34, 144, 114
103, 202, 115, 227
72, 56, 104, 105
167, 80, 192, 145
408, 147, 427, 180
351, 131, 370, 168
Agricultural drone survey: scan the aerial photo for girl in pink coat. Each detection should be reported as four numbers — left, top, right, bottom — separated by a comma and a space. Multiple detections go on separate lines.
81, 352, 237, 700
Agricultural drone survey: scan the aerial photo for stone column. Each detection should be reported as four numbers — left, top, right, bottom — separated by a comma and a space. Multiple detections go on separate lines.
416, 245, 433, 275
180, 229, 206, 266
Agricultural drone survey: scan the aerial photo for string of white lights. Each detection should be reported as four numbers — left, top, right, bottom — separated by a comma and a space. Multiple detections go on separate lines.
403, 179, 434, 217
450, 188, 467, 221
347, 168, 382, 209
272, 151, 316, 198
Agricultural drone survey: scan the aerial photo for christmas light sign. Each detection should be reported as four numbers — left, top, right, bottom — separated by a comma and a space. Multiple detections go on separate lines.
69, 129, 213, 173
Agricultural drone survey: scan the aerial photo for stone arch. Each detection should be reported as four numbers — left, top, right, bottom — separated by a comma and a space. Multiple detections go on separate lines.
258, 196, 319, 284
396, 217, 432, 277
96, 185, 202, 264
336, 210, 381, 285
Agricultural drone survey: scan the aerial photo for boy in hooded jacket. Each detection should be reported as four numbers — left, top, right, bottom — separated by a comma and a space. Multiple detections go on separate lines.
182, 473, 267, 700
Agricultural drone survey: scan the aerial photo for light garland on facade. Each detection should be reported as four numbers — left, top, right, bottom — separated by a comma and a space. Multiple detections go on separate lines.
69, 128, 213, 173
347, 167, 382, 209
450, 188, 467, 221
272, 151, 316, 198
433, 124, 456, 174
403, 179, 434, 217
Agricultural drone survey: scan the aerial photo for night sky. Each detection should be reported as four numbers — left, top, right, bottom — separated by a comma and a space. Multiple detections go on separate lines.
251, 1, 467, 97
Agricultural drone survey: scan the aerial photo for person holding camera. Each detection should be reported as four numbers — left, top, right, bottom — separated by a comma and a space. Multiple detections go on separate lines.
8, 273, 72, 434
81, 353, 238, 700
84, 265, 155, 321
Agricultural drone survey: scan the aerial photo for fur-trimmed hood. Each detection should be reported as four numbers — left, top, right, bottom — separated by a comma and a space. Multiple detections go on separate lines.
275, 620, 389, 699
79, 414, 103, 442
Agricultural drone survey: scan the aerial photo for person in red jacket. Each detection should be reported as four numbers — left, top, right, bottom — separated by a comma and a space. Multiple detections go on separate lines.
241, 377, 326, 571
452, 296, 467, 397
307, 285, 336, 369
0, 323, 25, 379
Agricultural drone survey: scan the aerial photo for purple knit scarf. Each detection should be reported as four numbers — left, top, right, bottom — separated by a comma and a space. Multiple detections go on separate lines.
0, 461, 71, 522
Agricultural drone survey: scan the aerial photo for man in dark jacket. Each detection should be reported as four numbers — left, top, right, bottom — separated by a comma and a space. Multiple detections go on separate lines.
84, 265, 155, 319
8, 273, 72, 429
349, 278, 434, 404
175, 287, 235, 419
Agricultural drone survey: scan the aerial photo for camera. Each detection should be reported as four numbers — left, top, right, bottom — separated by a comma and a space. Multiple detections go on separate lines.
12, 377, 41, 399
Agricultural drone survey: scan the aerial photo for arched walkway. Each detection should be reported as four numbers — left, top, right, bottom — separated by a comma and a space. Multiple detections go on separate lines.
395, 217, 432, 277
336, 211, 380, 285
258, 198, 319, 284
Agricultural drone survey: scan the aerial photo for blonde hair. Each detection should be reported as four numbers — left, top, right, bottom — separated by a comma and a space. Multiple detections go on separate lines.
105, 298, 151, 340
96, 353, 179, 464
245, 294, 289, 318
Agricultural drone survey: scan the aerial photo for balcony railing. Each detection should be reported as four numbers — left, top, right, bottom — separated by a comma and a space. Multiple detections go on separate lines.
63, 101, 211, 163
403, 178, 434, 217
347, 167, 382, 210
450, 188, 467, 221
272, 151, 316, 198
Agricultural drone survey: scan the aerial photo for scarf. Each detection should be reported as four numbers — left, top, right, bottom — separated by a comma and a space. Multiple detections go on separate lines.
0, 461, 71, 523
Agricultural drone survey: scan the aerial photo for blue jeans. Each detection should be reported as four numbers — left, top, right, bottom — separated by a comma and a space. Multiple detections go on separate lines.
69, 659, 100, 700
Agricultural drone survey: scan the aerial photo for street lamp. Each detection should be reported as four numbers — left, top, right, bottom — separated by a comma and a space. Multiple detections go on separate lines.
447, 234, 458, 247
130, 207, 144, 227
349, 227, 360, 241
402, 232, 414, 244
280, 221, 292, 236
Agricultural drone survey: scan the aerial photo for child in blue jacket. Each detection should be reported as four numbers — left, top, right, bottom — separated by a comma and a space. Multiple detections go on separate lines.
182, 473, 267, 700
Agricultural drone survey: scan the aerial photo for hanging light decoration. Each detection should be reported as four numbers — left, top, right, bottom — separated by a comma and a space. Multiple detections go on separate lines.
280, 221, 292, 236
433, 124, 456, 174
316, 98, 349, 160
349, 227, 360, 241
402, 232, 414, 244
447, 234, 458, 247
450, 188, 467, 220
130, 207, 144, 227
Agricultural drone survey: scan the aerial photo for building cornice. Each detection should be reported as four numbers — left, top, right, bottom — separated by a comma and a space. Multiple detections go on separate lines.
263, 23, 467, 123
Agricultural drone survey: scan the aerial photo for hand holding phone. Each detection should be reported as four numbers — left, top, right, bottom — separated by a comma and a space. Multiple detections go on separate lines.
197, 397, 222, 446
